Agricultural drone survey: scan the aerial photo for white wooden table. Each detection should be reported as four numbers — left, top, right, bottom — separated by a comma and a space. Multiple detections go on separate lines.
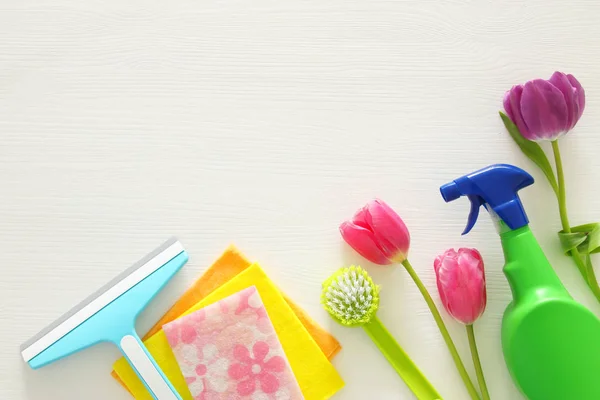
2, 1, 600, 399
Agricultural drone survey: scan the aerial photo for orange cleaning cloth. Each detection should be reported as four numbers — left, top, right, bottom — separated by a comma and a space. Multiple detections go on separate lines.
111, 245, 342, 392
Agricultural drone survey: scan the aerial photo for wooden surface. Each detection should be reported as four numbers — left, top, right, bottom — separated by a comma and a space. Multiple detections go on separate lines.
2, 1, 600, 399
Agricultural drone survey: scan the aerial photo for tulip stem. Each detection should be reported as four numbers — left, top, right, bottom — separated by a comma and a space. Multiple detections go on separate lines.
402, 259, 481, 400
466, 324, 490, 400
551, 140, 600, 303
551, 140, 571, 231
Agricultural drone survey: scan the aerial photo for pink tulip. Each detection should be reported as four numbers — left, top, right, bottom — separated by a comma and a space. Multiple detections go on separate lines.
340, 199, 410, 265
503, 71, 585, 141
434, 248, 486, 325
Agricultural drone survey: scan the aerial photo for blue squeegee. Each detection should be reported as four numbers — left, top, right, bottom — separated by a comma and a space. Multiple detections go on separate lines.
21, 237, 189, 400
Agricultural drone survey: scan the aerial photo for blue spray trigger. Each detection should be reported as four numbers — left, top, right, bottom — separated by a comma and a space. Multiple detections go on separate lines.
463, 195, 485, 235
440, 164, 535, 233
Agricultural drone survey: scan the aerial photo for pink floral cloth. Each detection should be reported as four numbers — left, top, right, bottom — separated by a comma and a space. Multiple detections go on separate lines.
163, 286, 304, 400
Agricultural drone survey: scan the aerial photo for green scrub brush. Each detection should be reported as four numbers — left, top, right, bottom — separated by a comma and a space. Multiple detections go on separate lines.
322, 266, 442, 400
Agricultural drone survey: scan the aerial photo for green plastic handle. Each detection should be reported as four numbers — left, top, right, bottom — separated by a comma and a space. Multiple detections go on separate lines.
363, 316, 443, 400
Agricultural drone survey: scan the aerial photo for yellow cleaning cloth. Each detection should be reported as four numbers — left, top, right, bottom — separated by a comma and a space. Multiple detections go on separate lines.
111, 246, 341, 393
113, 263, 345, 399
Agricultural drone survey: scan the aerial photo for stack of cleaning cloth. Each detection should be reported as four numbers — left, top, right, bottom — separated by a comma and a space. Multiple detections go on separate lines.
111, 246, 345, 399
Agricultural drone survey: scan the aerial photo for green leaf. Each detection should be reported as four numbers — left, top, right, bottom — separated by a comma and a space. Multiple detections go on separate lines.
499, 112, 559, 195
583, 252, 595, 286
585, 224, 600, 254
569, 223, 599, 233
558, 231, 588, 254
558, 223, 600, 255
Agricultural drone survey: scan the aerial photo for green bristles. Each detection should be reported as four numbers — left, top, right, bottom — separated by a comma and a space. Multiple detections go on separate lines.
321, 265, 380, 327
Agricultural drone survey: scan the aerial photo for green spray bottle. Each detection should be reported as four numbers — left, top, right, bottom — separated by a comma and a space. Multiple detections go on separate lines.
440, 164, 600, 400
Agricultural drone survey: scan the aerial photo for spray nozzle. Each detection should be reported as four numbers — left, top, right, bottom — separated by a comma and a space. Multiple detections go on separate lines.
440, 164, 534, 235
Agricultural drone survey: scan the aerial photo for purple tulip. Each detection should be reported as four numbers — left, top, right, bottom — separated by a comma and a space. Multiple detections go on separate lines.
503, 72, 585, 141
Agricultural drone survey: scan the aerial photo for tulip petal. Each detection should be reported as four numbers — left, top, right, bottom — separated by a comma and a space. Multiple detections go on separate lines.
434, 248, 486, 325
549, 72, 576, 131
434, 253, 451, 308
350, 206, 372, 230
339, 221, 392, 265
503, 91, 514, 122
567, 74, 585, 124
364, 199, 410, 262
521, 79, 569, 141
458, 248, 484, 269
506, 85, 532, 140
442, 266, 481, 323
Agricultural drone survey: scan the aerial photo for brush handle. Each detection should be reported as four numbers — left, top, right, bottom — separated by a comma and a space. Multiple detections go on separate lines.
363, 317, 442, 400
119, 333, 182, 400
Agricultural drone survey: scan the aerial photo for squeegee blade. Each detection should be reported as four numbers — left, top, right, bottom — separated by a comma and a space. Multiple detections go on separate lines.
20, 237, 184, 362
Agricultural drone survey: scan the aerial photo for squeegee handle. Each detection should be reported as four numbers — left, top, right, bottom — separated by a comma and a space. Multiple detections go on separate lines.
119, 333, 182, 400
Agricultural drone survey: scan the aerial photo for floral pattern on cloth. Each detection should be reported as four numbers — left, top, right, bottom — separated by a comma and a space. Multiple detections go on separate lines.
163, 286, 304, 400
